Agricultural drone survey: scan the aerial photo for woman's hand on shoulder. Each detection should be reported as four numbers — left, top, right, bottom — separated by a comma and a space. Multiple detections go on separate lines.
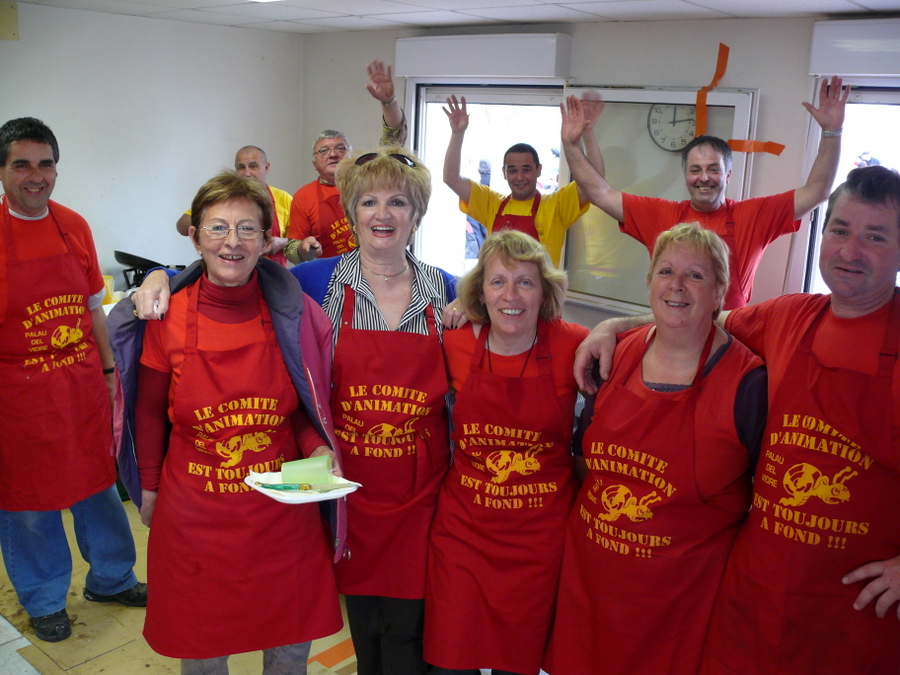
441, 298, 470, 329
132, 270, 171, 320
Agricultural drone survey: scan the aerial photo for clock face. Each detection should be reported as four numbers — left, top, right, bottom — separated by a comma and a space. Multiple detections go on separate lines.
647, 104, 696, 152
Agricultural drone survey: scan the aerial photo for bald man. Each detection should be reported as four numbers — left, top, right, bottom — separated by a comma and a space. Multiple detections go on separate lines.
175, 145, 292, 265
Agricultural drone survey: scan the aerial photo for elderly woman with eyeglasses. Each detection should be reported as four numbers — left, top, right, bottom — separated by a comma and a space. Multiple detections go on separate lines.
290, 145, 455, 675
132, 147, 455, 675
123, 172, 342, 674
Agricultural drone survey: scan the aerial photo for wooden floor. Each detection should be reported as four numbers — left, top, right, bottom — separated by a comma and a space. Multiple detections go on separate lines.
0, 501, 358, 674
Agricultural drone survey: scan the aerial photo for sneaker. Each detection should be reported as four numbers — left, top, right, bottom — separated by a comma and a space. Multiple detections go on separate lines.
31, 609, 71, 642
83, 582, 147, 607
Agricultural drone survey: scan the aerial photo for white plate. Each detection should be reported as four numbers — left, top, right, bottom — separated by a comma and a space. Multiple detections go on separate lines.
245, 471, 361, 504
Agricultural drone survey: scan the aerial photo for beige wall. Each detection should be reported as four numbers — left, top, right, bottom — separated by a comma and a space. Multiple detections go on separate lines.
0, 3, 306, 278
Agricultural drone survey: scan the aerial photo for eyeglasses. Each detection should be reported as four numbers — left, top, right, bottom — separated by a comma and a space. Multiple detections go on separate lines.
200, 225, 262, 240
314, 144, 348, 157
355, 152, 417, 168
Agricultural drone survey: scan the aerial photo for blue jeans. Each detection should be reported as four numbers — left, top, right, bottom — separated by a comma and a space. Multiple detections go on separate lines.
0, 484, 138, 617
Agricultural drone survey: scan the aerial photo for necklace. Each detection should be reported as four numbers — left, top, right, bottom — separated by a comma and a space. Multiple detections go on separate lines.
362, 260, 409, 281
486, 330, 538, 378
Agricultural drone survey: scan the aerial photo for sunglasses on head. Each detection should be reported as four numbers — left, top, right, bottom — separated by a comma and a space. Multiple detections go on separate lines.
355, 152, 417, 168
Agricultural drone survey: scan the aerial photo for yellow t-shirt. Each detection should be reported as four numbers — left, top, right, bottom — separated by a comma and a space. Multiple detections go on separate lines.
462, 181, 588, 266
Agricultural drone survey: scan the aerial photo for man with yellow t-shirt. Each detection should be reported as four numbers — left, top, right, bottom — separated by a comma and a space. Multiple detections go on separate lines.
175, 145, 292, 266
442, 94, 603, 267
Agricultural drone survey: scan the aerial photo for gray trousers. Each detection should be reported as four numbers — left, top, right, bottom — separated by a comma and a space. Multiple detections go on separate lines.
180, 642, 312, 675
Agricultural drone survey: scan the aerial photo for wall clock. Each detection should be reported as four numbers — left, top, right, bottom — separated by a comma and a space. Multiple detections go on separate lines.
647, 104, 696, 152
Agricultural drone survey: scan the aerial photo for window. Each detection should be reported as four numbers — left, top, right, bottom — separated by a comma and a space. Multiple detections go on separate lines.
412, 85, 565, 277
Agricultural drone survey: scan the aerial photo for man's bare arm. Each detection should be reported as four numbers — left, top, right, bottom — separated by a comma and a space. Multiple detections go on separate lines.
561, 96, 625, 222
443, 95, 473, 204
573, 313, 653, 393
580, 91, 606, 178
574, 309, 730, 393
794, 76, 850, 219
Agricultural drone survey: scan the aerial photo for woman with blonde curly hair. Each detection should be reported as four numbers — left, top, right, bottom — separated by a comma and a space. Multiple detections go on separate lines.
292, 146, 456, 675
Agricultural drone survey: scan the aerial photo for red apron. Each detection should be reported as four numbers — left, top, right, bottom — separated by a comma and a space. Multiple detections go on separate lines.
493, 192, 541, 241
314, 182, 356, 258
703, 296, 900, 674
330, 286, 450, 598
266, 186, 287, 267
425, 320, 578, 674
678, 201, 742, 309
0, 202, 115, 511
143, 278, 341, 659
547, 325, 759, 675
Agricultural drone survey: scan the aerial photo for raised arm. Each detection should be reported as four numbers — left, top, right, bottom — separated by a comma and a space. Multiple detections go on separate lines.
561, 95, 624, 222
443, 95, 472, 204
794, 76, 850, 219
580, 91, 606, 178
366, 60, 404, 132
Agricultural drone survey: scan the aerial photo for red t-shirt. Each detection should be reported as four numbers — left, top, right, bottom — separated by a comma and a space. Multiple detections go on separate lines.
621, 190, 798, 309
443, 318, 589, 397
727, 292, 900, 426
0, 197, 104, 297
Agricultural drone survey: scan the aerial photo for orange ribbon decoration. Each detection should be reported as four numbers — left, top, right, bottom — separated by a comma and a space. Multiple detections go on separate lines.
728, 139, 785, 156
695, 43, 784, 156
695, 43, 729, 137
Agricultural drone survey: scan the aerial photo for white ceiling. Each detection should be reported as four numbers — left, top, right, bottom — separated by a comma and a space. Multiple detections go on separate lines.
18, 0, 900, 34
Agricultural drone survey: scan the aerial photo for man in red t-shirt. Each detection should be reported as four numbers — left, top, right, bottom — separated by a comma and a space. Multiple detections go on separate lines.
0, 117, 146, 644
288, 59, 407, 261
561, 77, 850, 308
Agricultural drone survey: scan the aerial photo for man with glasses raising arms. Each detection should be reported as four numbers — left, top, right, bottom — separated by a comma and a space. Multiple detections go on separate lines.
288, 59, 408, 261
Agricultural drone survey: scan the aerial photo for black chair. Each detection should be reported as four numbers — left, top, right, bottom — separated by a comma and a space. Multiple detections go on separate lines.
114, 250, 185, 289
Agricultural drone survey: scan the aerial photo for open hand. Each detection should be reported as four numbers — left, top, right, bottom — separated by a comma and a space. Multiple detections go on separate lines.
443, 95, 469, 134
802, 75, 850, 133
365, 59, 395, 103
560, 95, 589, 146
